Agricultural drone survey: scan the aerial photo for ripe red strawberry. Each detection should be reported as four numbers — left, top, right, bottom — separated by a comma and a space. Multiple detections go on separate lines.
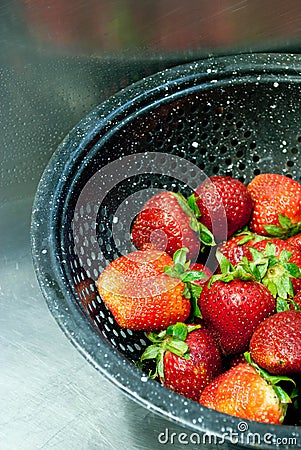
250, 310, 301, 376
287, 232, 301, 252
194, 176, 253, 242
198, 277, 275, 355
140, 322, 223, 401
226, 352, 247, 369
199, 362, 289, 424
218, 231, 267, 267
131, 191, 214, 262
75, 276, 97, 311
247, 173, 301, 237
96, 247, 191, 331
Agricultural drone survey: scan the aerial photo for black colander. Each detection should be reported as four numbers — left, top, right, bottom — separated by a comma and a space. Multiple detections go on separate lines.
31, 53, 301, 449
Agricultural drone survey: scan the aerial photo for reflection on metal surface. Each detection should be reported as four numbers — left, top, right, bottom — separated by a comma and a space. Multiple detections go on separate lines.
21, 0, 301, 52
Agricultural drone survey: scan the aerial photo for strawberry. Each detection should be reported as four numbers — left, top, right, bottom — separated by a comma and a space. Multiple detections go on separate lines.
198, 259, 275, 355
75, 276, 97, 311
226, 352, 248, 369
218, 230, 267, 267
193, 176, 253, 242
199, 361, 292, 424
250, 310, 301, 376
96, 247, 207, 331
131, 191, 214, 262
247, 173, 301, 238
140, 322, 223, 401
97, 247, 189, 330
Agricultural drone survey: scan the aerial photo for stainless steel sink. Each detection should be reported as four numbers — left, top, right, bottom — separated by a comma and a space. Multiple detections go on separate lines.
3, 1, 301, 448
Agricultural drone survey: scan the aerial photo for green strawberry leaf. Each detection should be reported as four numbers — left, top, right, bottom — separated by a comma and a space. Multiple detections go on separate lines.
166, 322, 188, 341
186, 324, 202, 333
284, 262, 301, 278
242, 242, 300, 300
156, 349, 165, 380
211, 252, 255, 286
186, 282, 203, 320
187, 193, 201, 219
146, 330, 167, 343
140, 323, 202, 380
279, 214, 294, 229
171, 192, 216, 247
264, 225, 288, 238
164, 248, 190, 278
291, 298, 301, 311
234, 227, 269, 244
264, 214, 301, 238
237, 234, 254, 245
164, 265, 180, 278
140, 344, 161, 361
189, 282, 203, 301
164, 247, 207, 319
165, 340, 190, 357
182, 284, 191, 299
189, 217, 200, 233
172, 192, 195, 219
273, 385, 293, 404
246, 256, 269, 281
291, 384, 301, 400
276, 276, 292, 299
216, 252, 234, 274
248, 246, 267, 262
263, 279, 278, 298
181, 270, 207, 282
257, 260, 270, 280
276, 297, 291, 312
268, 256, 280, 267
277, 297, 301, 312
279, 249, 292, 263
173, 263, 185, 275
197, 222, 216, 246
173, 247, 189, 267
264, 242, 277, 257
251, 265, 264, 282
263, 270, 294, 299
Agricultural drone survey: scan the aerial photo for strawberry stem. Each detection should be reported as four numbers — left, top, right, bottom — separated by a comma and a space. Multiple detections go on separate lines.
235, 242, 301, 300
208, 252, 255, 287
139, 323, 201, 380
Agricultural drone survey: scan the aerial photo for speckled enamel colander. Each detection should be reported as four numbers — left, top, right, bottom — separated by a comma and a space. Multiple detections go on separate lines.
31, 53, 301, 449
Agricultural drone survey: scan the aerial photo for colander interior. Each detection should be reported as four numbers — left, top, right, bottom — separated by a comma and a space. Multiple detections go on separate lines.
32, 53, 301, 448
67, 63, 301, 360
